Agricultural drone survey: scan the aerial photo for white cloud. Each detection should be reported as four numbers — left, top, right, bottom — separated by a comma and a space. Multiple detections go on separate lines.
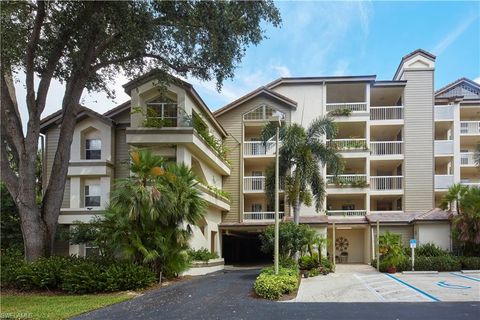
333, 59, 350, 76
432, 14, 478, 55
474, 77, 480, 84
272, 65, 291, 77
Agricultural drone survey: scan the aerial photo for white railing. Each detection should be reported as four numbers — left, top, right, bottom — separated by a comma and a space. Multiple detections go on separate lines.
461, 182, 480, 188
327, 139, 368, 151
370, 176, 403, 190
244, 176, 265, 192
460, 121, 480, 135
326, 174, 367, 186
370, 106, 403, 120
434, 105, 454, 120
460, 152, 476, 166
326, 102, 367, 113
243, 212, 285, 221
244, 141, 277, 156
369, 210, 404, 215
326, 210, 367, 217
435, 175, 454, 189
370, 141, 403, 155
435, 140, 454, 155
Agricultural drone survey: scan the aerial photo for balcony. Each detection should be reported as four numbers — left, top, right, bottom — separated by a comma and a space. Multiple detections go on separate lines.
370, 106, 403, 121
326, 210, 367, 217
460, 152, 476, 166
244, 141, 277, 157
434, 140, 454, 156
434, 105, 454, 121
461, 181, 480, 188
326, 102, 367, 113
370, 141, 403, 156
460, 121, 480, 135
327, 139, 368, 151
326, 174, 368, 188
435, 175, 454, 189
243, 211, 285, 222
370, 176, 403, 191
243, 176, 284, 192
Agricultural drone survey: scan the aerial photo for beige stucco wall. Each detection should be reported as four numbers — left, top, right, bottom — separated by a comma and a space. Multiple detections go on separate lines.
189, 207, 223, 254
327, 228, 366, 263
70, 118, 113, 162
414, 223, 451, 251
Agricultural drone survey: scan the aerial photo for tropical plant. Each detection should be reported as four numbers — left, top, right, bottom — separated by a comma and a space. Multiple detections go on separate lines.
98, 149, 206, 281
1, 1, 280, 261
261, 117, 342, 224
260, 222, 313, 259
328, 108, 352, 117
474, 143, 480, 167
379, 232, 406, 272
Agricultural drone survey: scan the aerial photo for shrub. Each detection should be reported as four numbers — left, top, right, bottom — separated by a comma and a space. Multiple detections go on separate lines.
254, 267, 299, 300
279, 256, 298, 270
187, 248, 218, 262
320, 258, 333, 273
416, 243, 448, 257
459, 256, 480, 270
298, 255, 318, 270
0, 249, 25, 286
16, 256, 74, 290
414, 256, 461, 272
61, 260, 107, 293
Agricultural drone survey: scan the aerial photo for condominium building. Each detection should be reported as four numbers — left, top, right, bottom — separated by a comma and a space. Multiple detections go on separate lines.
41, 49, 479, 264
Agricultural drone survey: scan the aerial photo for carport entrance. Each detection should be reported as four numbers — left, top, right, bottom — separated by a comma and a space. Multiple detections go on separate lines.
222, 231, 271, 265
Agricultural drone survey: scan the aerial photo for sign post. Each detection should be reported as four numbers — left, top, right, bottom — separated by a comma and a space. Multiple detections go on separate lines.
410, 239, 417, 271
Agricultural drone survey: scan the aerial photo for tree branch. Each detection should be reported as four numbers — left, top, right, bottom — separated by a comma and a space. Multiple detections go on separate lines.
0, 137, 19, 200
25, 1, 46, 115
1, 72, 25, 155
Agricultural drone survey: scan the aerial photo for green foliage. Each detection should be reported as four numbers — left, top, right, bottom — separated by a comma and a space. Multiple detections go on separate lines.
379, 232, 407, 269
279, 256, 298, 270
459, 256, 480, 270
0, 183, 23, 251
206, 184, 231, 201
298, 255, 318, 270
260, 222, 314, 259
187, 248, 219, 262
97, 150, 206, 279
328, 108, 352, 117
331, 177, 368, 188
1, 251, 156, 293
254, 267, 299, 300
415, 243, 448, 257
261, 117, 342, 221
193, 113, 230, 163
414, 256, 461, 272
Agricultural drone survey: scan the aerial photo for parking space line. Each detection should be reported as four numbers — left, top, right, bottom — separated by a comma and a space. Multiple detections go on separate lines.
353, 274, 386, 302
450, 272, 480, 283
384, 274, 441, 302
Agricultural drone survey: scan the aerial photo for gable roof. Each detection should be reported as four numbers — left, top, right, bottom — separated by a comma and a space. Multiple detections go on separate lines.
103, 100, 131, 118
122, 70, 227, 137
435, 77, 480, 100
412, 208, 453, 222
393, 49, 436, 80
40, 106, 114, 133
213, 86, 297, 117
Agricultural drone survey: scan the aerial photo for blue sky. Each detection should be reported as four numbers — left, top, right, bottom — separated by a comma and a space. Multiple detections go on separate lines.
16, 1, 480, 121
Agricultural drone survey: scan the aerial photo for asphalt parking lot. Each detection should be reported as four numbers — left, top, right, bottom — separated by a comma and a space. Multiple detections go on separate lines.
295, 264, 480, 302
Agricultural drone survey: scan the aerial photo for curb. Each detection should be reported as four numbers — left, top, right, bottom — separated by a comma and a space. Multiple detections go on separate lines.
402, 271, 438, 274
461, 270, 480, 274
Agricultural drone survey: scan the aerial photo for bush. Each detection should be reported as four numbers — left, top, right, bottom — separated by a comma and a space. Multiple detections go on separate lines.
1, 253, 156, 293
459, 256, 480, 270
414, 256, 461, 272
298, 255, 318, 270
279, 256, 298, 270
320, 258, 333, 273
187, 248, 218, 262
254, 267, 299, 300
416, 243, 448, 257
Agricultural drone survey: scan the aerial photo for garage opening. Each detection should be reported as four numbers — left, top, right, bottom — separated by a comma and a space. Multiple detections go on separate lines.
222, 231, 271, 265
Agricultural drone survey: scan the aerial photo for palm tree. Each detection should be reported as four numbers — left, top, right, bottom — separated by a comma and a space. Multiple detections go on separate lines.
261, 117, 342, 224
441, 184, 480, 255
474, 143, 480, 168
100, 149, 206, 281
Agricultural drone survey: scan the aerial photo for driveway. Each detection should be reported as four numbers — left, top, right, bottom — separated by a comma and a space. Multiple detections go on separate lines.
74, 268, 479, 320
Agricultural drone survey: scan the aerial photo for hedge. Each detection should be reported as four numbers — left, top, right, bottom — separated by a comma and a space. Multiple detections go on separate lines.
459, 256, 480, 270
254, 267, 299, 300
1, 251, 156, 293
372, 255, 480, 272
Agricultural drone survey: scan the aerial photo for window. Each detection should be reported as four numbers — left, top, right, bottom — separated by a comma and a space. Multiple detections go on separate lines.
84, 185, 101, 207
251, 203, 262, 212
85, 139, 101, 160
85, 243, 100, 257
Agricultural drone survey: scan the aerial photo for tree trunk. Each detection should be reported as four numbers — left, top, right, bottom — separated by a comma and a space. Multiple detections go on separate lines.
293, 197, 301, 225
18, 204, 48, 261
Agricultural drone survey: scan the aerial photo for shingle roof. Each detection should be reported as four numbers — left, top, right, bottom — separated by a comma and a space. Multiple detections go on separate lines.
435, 77, 480, 96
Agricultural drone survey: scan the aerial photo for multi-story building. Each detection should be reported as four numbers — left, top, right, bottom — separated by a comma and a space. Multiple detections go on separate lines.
41, 49, 479, 265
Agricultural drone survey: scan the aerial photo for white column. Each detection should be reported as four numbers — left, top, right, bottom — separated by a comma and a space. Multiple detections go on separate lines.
100, 176, 111, 208
176, 146, 192, 167
452, 103, 461, 184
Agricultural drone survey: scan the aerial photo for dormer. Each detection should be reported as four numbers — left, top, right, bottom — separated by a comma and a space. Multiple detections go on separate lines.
393, 49, 436, 81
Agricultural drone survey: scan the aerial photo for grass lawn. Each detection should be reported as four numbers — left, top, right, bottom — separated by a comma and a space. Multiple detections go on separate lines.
1, 292, 134, 319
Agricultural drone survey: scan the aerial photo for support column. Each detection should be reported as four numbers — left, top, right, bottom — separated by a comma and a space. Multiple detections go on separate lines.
376, 220, 380, 271
332, 222, 336, 267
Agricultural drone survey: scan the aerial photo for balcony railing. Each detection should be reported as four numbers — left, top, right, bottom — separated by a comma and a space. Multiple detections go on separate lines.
461, 182, 480, 188
370, 141, 403, 155
370, 176, 403, 190
326, 174, 367, 187
244, 141, 277, 156
244, 176, 265, 192
435, 140, 454, 155
328, 139, 368, 151
460, 152, 476, 166
326, 102, 367, 113
243, 211, 285, 221
434, 105, 454, 120
370, 106, 403, 120
460, 121, 480, 135
435, 175, 454, 189
326, 210, 367, 217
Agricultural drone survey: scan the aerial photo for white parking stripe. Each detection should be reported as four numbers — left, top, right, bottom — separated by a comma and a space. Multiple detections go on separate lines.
354, 274, 386, 302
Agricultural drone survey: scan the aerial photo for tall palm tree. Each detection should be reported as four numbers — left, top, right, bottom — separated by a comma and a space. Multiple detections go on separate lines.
261, 117, 342, 224
474, 142, 480, 168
